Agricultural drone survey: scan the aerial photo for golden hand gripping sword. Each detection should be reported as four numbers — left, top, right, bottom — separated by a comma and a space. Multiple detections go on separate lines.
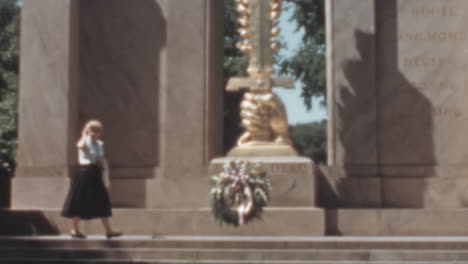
227, 0, 297, 156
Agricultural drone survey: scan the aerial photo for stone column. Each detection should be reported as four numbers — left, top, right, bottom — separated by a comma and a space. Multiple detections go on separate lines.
324, 0, 381, 207
12, 0, 80, 208
146, 0, 224, 209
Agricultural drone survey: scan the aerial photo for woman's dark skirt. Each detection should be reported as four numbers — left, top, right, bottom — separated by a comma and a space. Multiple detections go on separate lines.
61, 164, 112, 220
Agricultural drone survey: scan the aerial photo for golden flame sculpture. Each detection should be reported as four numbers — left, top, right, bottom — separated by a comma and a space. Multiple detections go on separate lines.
227, 0, 297, 156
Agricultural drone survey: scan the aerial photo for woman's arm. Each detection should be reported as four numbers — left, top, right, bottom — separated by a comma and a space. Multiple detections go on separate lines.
96, 140, 105, 166
77, 133, 88, 149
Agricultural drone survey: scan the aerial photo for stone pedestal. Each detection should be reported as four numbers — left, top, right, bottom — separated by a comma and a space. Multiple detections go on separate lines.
208, 156, 323, 235
227, 145, 298, 157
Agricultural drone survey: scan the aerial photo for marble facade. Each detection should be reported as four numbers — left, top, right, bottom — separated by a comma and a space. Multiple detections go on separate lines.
11, 0, 324, 236
326, 0, 468, 208
8, 0, 468, 237
13, 0, 224, 209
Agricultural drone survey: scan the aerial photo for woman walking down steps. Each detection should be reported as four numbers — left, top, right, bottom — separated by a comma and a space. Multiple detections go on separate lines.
61, 120, 122, 239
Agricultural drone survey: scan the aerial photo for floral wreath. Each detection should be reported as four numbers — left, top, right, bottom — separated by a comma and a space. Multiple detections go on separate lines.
209, 160, 271, 226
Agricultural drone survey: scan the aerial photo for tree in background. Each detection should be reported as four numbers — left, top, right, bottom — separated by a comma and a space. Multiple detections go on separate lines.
289, 120, 326, 163
223, 0, 248, 152
0, 0, 19, 177
224, 0, 326, 104
223, 0, 326, 162
281, 0, 325, 109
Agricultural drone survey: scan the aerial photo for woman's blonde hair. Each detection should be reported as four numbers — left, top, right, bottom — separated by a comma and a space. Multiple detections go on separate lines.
82, 119, 103, 134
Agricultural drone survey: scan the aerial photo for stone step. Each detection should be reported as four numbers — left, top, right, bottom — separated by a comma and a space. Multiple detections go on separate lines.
5, 209, 468, 236
0, 259, 466, 264
0, 208, 325, 237
1, 236, 468, 263
3, 236, 468, 250
1, 247, 468, 262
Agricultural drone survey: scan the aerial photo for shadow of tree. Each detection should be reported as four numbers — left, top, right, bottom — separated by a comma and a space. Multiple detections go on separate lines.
320, 0, 434, 210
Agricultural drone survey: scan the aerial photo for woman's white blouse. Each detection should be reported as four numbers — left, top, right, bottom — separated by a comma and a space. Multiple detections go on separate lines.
78, 136, 104, 165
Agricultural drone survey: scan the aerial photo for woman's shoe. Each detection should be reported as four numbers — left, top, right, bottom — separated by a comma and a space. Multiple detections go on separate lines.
70, 230, 87, 239
106, 231, 122, 239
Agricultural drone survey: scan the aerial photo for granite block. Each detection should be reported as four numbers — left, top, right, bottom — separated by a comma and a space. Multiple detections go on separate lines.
210, 157, 317, 207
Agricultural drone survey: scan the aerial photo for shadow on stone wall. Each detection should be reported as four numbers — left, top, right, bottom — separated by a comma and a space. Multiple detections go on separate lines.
78, 0, 166, 206
79, 0, 166, 168
223, 91, 243, 153
0, 175, 11, 208
319, 0, 434, 209
0, 210, 122, 261
0, 210, 59, 235
374, 0, 434, 208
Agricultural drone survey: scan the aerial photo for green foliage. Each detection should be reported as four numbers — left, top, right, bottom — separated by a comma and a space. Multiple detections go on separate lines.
223, 0, 248, 152
223, 0, 327, 154
289, 120, 326, 163
223, 0, 248, 78
210, 160, 271, 226
0, 0, 19, 177
281, 0, 326, 109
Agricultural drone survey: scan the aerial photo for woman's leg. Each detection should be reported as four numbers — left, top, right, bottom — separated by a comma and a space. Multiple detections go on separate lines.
70, 217, 86, 238
72, 217, 81, 233
101, 217, 112, 233
101, 217, 122, 238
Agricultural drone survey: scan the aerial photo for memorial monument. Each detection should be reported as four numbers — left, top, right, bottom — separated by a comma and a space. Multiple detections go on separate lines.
323, 0, 468, 235
12, 0, 224, 211
4, 0, 468, 262
326, 0, 468, 208
209, 0, 321, 235
6, 0, 323, 236
225, 0, 297, 156
6, 0, 468, 239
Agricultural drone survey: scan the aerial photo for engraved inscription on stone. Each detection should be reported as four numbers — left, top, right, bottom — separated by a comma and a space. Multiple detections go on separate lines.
267, 164, 308, 175
398, 81, 458, 93
432, 106, 462, 118
402, 56, 455, 68
412, 82, 457, 92
397, 1, 466, 117
211, 163, 308, 176
410, 7, 458, 17
399, 32, 466, 41
379, 0, 468, 164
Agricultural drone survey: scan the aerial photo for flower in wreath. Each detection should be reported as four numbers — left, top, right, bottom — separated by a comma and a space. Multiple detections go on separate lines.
209, 160, 272, 226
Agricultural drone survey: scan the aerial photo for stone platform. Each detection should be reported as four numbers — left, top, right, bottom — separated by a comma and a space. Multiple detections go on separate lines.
0, 208, 325, 236
2, 235, 468, 263
227, 145, 298, 156
4, 209, 468, 237
327, 209, 468, 236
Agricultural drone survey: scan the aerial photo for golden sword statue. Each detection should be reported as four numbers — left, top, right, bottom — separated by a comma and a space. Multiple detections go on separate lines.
227, 0, 297, 156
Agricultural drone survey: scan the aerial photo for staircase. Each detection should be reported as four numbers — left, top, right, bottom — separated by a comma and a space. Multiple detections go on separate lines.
1, 236, 468, 263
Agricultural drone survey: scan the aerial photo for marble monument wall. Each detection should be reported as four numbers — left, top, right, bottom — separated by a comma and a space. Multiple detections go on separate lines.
326, 0, 468, 208
13, 0, 223, 209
